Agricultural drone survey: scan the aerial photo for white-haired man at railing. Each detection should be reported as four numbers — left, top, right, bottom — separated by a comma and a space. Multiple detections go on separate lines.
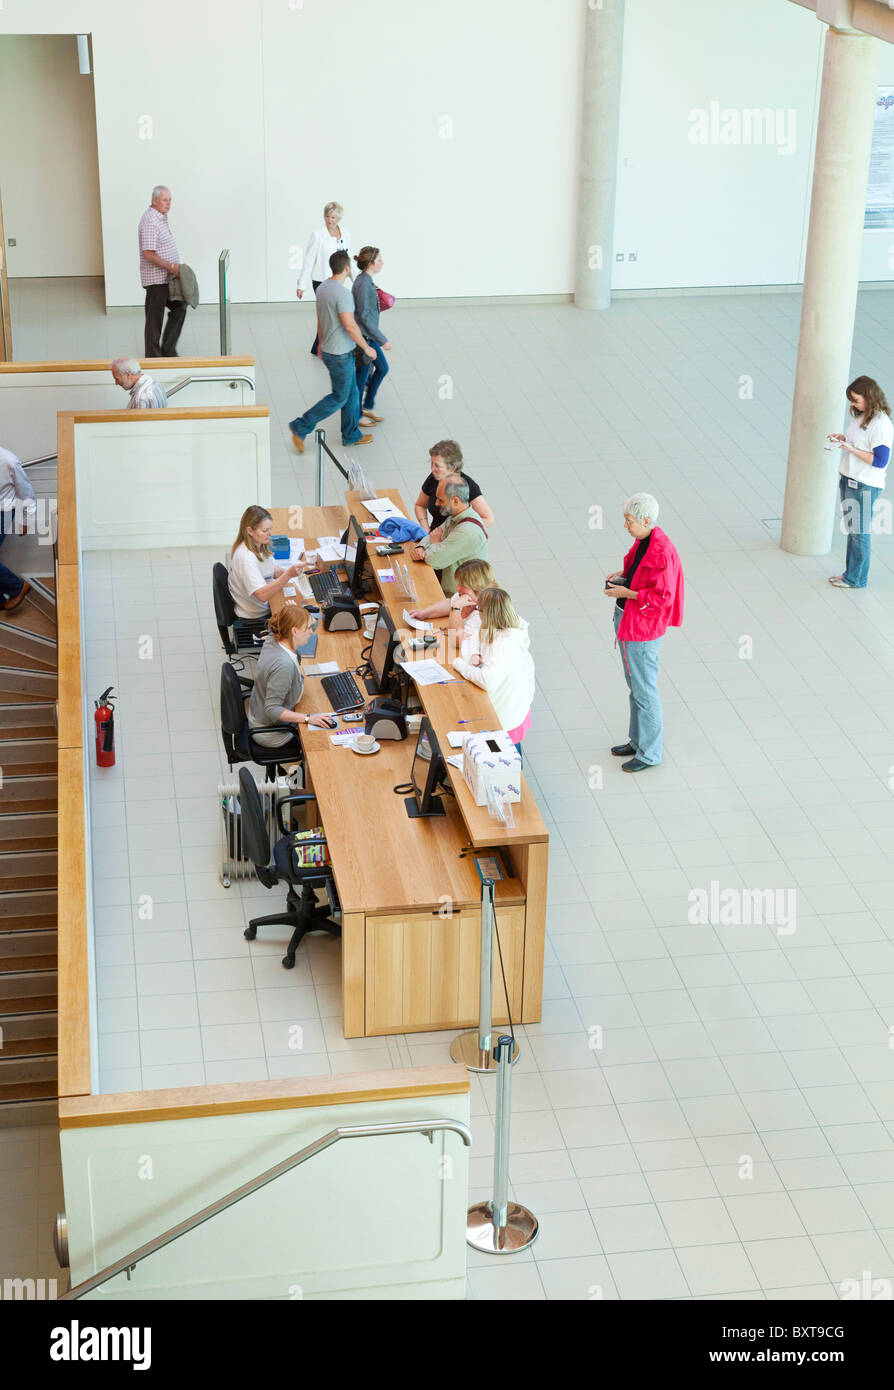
110, 357, 168, 410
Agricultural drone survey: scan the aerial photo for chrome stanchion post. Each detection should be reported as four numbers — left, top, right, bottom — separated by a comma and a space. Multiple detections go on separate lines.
314, 429, 325, 507
450, 879, 518, 1072
466, 1035, 539, 1254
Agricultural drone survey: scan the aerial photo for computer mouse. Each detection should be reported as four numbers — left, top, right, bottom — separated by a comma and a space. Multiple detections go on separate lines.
322, 716, 337, 729
304, 604, 320, 614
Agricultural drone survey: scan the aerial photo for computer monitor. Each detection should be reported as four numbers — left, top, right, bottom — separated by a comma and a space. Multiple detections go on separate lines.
344, 514, 369, 599
367, 605, 401, 695
405, 716, 447, 818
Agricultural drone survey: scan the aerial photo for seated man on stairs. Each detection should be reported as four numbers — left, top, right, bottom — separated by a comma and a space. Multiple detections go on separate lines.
0, 444, 36, 613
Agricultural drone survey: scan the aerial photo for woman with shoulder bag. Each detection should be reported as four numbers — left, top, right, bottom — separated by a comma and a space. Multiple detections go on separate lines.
352, 246, 391, 425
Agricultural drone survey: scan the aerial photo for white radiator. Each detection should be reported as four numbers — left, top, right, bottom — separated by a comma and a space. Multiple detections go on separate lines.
218, 776, 291, 887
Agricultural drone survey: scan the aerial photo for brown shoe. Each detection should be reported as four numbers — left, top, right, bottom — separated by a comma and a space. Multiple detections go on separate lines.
3, 580, 31, 612
355, 434, 373, 446
364, 411, 384, 423
291, 431, 305, 454
359, 416, 377, 428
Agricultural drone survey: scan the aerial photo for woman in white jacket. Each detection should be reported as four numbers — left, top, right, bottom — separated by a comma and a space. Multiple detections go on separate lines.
452, 588, 535, 762
296, 201, 352, 355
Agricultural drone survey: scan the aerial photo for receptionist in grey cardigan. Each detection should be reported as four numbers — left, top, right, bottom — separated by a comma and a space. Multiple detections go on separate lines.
248, 604, 336, 750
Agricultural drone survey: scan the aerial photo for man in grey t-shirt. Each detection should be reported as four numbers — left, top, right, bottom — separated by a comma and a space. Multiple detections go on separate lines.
289, 251, 377, 451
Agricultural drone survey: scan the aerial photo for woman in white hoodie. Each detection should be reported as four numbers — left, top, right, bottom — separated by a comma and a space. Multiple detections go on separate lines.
452, 588, 535, 762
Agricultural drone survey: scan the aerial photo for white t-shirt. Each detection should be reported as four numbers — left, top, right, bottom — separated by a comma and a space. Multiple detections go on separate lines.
841, 411, 894, 489
228, 542, 275, 620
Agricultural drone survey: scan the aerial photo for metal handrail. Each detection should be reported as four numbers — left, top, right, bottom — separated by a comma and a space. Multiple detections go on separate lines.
58, 1116, 472, 1300
166, 374, 255, 398
21, 453, 57, 470
314, 427, 350, 505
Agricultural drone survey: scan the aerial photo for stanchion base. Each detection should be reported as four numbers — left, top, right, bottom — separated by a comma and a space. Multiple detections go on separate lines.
466, 1201, 539, 1254
449, 1030, 519, 1072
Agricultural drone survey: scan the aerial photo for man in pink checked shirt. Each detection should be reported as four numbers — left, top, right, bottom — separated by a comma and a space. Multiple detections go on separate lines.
138, 185, 185, 358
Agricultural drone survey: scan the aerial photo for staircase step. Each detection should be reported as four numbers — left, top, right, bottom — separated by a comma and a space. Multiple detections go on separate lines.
0, 595, 56, 643
0, 637, 57, 673
0, 739, 57, 776
0, 1011, 57, 1050
0, 812, 57, 854
0, 1097, 58, 1127
0, 951, 58, 974
0, 851, 57, 892
0, 704, 57, 739
0, 1079, 57, 1104
0, 667, 56, 702
0, 889, 57, 922
0, 777, 58, 814
0, 1055, 56, 1084
23, 579, 56, 623
0, 994, 58, 1019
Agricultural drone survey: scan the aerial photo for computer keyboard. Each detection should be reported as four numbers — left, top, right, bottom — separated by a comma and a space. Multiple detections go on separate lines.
320, 671, 365, 711
308, 570, 349, 604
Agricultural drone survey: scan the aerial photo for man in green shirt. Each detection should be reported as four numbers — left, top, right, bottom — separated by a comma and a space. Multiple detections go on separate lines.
410, 479, 489, 595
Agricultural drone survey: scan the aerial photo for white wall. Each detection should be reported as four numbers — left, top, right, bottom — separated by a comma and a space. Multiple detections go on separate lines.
0, 0, 583, 305
1, 0, 893, 299
0, 34, 104, 278
73, 412, 271, 549
60, 1088, 471, 1299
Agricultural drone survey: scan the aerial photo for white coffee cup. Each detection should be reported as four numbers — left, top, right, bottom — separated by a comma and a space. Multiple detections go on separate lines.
354, 733, 375, 751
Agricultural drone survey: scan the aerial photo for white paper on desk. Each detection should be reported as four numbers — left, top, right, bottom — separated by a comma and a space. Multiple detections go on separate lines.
402, 609, 432, 632
363, 498, 406, 523
304, 661, 340, 676
398, 657, 453, 685
329, 730, 358, 745
446, 753, 464, 771
288, 539, 305, 562
361, 521, 379, 532
446, 730, 466, 749
313, 544, 344, 563
317, 534, 342, 547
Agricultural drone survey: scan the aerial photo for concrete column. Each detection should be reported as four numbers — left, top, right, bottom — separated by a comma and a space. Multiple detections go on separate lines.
574, 0, 625, 311
781, 25, 879, 555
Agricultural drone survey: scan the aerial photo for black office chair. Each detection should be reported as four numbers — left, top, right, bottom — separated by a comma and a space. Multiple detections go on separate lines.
213, 562, 264, 682
238, 766, 341, 969
220, 661, 303, 783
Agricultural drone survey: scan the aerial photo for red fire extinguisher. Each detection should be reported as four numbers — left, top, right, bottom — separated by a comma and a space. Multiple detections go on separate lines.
94, 687, 116, 767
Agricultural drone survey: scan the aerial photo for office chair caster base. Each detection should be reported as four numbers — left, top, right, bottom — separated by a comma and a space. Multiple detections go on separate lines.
450, 1030, 519, 1072
466, 1201, 539, 1255
244, 925, 257, 941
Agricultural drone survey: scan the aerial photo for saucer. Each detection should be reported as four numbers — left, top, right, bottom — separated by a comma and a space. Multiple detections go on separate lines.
350, 741, 380, 756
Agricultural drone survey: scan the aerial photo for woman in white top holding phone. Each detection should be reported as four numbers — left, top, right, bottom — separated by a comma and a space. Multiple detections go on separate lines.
228, 505, 307, 638
828, 375, 893, 590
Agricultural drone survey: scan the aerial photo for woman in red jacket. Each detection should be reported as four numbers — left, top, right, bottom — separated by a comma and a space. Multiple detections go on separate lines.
604, 493, 684, 772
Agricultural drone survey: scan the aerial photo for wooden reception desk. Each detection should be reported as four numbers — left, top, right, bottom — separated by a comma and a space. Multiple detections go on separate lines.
268, 493, 548, 1039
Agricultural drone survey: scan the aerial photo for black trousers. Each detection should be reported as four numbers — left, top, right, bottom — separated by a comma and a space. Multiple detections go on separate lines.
309, 279, 322, 354
144, 283, 187, 357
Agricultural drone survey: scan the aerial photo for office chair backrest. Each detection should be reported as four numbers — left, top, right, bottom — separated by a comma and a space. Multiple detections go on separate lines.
238, 766, 272, 871
213, 562, 237, 655
220, 662, 248, 767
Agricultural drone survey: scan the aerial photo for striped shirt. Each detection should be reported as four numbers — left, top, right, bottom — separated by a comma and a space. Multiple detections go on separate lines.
138, 206, 179, 287
127, 373, 168, 410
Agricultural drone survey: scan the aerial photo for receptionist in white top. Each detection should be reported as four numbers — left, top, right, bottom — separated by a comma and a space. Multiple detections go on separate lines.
228, 505, 307, 633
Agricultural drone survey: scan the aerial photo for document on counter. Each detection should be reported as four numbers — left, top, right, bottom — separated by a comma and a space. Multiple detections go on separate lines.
288, 539, 305, 562
445, 753, 464, 771
446, 730, 466, 748
304, 661, 339, 676
363, 498, 406, 523
401, 609, 433, 631
312, 544, 343, 563
329, 729, 359, 745
398, 657, 453, 685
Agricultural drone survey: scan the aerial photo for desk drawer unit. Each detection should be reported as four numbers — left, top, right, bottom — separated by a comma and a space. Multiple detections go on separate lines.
364, 904, 525, 1035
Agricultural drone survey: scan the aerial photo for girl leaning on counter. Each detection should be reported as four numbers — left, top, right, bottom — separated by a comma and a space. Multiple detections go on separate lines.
249, 604, 336, 751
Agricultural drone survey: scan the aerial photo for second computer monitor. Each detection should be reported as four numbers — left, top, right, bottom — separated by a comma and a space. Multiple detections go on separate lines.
345, 514, 369, 599
367, 605, 400, 695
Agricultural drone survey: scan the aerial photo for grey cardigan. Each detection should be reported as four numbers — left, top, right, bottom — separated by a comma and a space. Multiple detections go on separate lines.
248, 636, 304, 747
352, 271, 386, 346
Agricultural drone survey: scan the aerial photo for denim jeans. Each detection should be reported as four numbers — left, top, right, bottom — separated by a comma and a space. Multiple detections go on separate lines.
838, 475, 881, 588
356, 339, 389, 410
289, 349, 363, 445
0, 510, 24, 602
614, 606, 663, 765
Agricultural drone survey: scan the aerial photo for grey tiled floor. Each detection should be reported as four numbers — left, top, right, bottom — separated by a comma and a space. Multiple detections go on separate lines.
8, 276, 894, 1300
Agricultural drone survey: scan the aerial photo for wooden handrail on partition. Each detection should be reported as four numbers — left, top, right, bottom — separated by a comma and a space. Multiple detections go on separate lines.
0, 356, 254, 374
